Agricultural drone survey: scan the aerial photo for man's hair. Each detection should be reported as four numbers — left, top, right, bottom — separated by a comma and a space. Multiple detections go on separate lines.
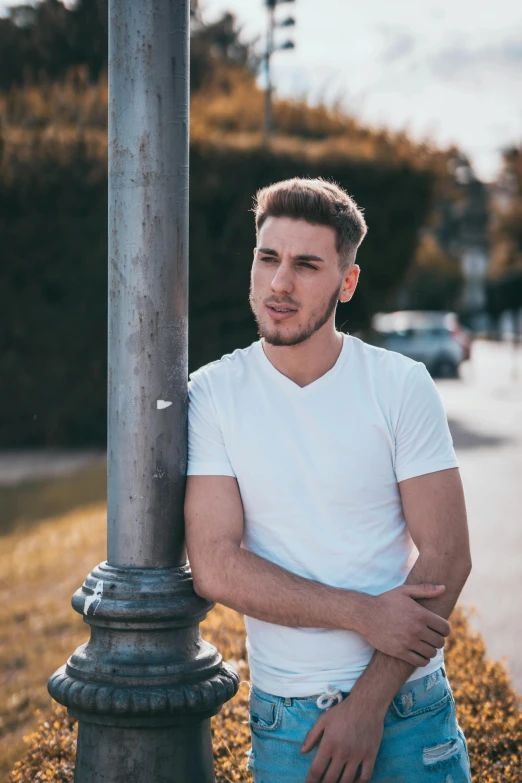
253, 177, 368, 269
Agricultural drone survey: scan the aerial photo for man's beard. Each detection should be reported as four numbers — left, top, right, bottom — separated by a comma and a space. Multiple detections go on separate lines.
249, 283, 341, 347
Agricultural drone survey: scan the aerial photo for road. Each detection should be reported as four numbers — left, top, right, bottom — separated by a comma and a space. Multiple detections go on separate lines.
437, 339, 522, 697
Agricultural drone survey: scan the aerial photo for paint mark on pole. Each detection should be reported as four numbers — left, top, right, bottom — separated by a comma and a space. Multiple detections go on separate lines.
84, 580, 104, 615
157, 400, 172, 409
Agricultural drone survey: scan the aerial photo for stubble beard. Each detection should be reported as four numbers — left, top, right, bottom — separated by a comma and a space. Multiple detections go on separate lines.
249, 282, 341, 347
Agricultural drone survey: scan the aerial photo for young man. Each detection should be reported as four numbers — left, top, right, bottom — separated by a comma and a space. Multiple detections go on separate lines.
185, 178, 472, 783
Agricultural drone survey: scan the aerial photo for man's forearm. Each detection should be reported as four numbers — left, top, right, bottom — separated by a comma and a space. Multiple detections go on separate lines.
193, 540, 452, 665
348, 548, 471, 714
195, 541, 372, 634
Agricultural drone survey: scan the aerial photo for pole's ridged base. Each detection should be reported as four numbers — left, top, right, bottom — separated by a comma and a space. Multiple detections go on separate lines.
48, 562, 240, 729
73, 721, 216, 782
49, 660, 239, 727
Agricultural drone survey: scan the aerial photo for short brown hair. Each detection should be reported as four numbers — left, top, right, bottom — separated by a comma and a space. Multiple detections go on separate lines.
253, 177, 367, 269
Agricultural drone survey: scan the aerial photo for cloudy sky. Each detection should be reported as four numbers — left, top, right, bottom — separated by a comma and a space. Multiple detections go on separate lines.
200, 0, 522, 182
2, 0, 521, 181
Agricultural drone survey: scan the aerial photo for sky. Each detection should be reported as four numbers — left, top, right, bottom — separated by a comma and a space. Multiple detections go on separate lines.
199, 0, 522, 182
2, 0, 521, 181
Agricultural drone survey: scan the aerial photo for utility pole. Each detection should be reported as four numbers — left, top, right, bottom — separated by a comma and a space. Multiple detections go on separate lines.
263, 0, 296, 143
48, 2, 239, 781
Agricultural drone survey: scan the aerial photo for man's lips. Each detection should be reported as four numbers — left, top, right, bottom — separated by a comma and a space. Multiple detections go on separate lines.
265, 304, 298, 321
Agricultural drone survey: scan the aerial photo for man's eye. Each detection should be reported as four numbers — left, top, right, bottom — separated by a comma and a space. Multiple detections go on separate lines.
299, 262, 317, 270
261, 257, 277, 263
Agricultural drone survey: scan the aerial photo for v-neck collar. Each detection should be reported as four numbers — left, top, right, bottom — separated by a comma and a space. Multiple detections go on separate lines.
254, 333, 351, 395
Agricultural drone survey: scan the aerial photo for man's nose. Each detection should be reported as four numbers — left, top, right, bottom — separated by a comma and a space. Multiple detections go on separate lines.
271, 262, 294, 294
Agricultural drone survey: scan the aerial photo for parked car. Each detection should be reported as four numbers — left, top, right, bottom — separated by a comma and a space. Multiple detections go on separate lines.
371, 311, 471, 378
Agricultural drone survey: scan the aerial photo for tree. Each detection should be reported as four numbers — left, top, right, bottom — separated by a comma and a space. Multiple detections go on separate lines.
0, 0, 107, 88
488, 147, 522, 322
398, 233, 463, 311
0, 0, 251, 92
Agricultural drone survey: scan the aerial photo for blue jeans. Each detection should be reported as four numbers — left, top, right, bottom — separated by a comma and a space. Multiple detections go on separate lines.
247, 667, 471, 782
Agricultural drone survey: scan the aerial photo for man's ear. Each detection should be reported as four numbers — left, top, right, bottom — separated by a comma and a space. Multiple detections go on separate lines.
339, 264, 360, 303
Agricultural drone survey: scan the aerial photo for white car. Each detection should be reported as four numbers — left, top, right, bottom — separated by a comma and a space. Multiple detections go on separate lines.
371, 311, 469, 378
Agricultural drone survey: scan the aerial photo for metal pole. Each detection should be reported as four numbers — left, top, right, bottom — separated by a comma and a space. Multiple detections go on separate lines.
264, 3, 274, 142
48, 1, 239, 781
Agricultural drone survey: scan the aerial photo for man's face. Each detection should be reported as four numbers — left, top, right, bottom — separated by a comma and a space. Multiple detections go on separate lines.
249, 217, 359, 347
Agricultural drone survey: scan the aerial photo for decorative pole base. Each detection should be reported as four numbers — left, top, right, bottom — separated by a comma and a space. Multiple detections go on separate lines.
48, 562, 240, 782
72, 721, 216, 782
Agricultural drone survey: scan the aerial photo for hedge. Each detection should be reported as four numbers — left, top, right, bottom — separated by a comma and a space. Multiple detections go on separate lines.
0, 134, 433, 447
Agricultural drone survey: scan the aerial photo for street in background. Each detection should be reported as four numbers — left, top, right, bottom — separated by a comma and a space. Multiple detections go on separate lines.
436, 339, 522, 695
371, 310, 472, 378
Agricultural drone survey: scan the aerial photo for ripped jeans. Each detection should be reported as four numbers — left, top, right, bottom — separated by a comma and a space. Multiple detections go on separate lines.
247, 666, 472, 782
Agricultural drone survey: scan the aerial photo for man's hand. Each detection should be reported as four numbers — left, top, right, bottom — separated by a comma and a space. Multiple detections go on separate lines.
301, 694, 384, 783
362, 583, 450, 666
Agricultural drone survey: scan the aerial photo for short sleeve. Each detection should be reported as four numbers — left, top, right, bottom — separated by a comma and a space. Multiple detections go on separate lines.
394, 363, 459, 483
187, 373, 236, 477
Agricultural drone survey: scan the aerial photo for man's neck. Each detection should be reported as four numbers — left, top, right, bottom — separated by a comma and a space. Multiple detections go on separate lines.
261, 327, 344, 388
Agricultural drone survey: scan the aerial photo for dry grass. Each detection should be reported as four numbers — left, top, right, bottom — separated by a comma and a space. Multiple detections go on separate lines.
0, 459, 106, 538
0, 503, 106, 779
1, 503, 521, 782
0, 65, 454, 181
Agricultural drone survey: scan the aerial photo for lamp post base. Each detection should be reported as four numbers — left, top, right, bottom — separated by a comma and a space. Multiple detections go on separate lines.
73, 720, 215, 783
48, 562, 240, 783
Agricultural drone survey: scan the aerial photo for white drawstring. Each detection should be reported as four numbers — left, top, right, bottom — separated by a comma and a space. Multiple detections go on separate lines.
316, 684, 343, 710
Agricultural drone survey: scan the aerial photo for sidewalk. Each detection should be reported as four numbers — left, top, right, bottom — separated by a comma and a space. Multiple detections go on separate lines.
437, 339, 522, 697
0, 450, 106, 487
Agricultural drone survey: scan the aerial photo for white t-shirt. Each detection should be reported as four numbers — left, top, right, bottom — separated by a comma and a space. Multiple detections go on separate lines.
187, 334, 459, 697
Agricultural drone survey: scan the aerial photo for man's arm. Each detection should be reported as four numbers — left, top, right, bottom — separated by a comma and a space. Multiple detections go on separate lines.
301, 467, 472, 783
349, 466, 471, 704
185, 474, 451, 666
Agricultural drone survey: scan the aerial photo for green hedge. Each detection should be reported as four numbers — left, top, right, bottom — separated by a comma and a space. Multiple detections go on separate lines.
0, 137, 433, 447
0, 139, 108, 447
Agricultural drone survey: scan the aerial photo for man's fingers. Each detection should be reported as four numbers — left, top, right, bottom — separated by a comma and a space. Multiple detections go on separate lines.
301, 723, 324, 754
339, 760, 360, 783
357, 759, 375, 783
422, 628, 446, 649
305, 747, 331, 783
322, 759, 346, 783
397, 647, 434, 666
412, 640, 438, 659
402, 583, 445, 599
406, 650, 431, 668
397, 648, 419, 665
425, 612, 451, 637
